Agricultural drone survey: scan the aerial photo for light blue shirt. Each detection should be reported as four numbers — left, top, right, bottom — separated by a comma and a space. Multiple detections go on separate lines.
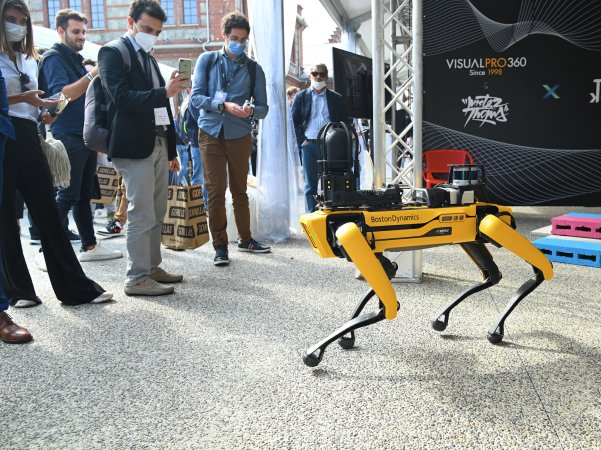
304, 89, 330, 140
190, 48, 268, 139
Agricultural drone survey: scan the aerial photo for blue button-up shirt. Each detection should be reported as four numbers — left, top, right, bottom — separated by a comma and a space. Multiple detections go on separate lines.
304, 89, 330, 140
39, 43, 88, 136
190, 48, 268, 139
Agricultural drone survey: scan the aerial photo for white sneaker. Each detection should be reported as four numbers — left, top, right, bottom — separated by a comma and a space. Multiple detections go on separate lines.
35, 250, 47, 272
14, 299, 39, 308
91, 292, 113, 303
78, 244, 123, 262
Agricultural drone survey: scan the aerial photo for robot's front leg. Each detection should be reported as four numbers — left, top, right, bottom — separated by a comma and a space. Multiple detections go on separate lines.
302, 223, 399, 367
486, 268, 545, 343
479, 215, 553, 344
431, 242, 501, 332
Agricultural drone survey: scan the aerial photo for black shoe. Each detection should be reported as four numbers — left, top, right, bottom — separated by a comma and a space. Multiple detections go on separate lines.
98, 219, 123, 237
65, 229, 81, 244
238, 238, 271, 253
214, 245, 230, 266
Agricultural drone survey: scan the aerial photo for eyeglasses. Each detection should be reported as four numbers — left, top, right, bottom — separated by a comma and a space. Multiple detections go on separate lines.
311, 71, 327, 78
18, 71, 30, 93
228, 35, 249, 44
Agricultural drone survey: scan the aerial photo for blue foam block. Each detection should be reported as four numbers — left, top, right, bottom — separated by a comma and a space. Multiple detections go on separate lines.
563, 212, 601, 219
533, 237, 601, 268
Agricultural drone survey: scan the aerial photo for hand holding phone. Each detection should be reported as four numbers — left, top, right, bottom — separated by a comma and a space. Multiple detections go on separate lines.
45, 92, 70, 117
178, 58, 192, 88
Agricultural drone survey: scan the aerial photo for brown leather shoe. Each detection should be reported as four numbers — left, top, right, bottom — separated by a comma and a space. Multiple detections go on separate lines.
149, 267, 183, 283
0, 311, 33, 344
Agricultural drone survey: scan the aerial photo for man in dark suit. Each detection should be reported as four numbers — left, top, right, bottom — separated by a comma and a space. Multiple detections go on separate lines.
292, 64, 349, 212
98, 0, 188, 296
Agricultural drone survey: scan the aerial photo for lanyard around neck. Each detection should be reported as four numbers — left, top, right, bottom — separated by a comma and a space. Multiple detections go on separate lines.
219, 55, 245, 92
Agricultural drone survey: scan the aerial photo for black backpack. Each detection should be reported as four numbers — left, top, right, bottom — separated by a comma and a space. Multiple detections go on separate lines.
83, 39, 131, 153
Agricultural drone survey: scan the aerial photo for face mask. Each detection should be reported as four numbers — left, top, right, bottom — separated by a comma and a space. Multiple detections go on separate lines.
311, 80, 327, 91
228, 41, 247, 57
134, 24, 157, 53
4, 21, 27, 43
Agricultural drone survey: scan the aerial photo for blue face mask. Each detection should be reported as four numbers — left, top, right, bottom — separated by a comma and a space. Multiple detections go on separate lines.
228, 41, 247, 56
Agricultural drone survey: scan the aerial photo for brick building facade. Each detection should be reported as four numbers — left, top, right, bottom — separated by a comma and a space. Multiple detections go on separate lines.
28, 0, 308, 87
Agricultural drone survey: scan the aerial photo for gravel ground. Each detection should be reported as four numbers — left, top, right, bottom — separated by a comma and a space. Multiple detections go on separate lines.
1, 206, 600, 449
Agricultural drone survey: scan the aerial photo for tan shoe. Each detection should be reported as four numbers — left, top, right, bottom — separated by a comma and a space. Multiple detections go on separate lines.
0, 311, 33, 344
124, 278, 175, 296
149, 267, 183, 283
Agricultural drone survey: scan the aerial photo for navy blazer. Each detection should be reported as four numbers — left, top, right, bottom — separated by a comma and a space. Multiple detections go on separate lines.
98, 37, 176, 160
0, 68, 15, 140
291, 87, 349, 151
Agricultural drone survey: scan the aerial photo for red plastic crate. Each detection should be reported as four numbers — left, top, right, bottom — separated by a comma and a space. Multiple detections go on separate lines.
551, 213, 601, 239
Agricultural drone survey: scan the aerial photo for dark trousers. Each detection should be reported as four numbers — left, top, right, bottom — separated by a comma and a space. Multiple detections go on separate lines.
0, 134, 8, 311
0, 118, 104, 305
54, 133, 97, 247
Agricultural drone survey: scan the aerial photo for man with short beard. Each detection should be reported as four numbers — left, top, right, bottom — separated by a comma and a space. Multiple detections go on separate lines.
38, 9, 122, 263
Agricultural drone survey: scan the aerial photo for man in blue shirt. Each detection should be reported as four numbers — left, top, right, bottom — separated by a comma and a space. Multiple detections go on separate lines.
190, 11, 270, 266
292, 64, 349, 212
38, 9, 122, 262
0, 68, 32, 343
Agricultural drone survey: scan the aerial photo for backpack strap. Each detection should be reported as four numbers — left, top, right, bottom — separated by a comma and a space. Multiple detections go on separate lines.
38, 45, 84, 89
246, 58, 257, 99
204, 51, 219, 96
105, 38, 132, 72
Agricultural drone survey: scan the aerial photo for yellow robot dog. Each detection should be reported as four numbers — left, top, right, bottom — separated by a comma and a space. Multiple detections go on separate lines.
300, 122, 553, 367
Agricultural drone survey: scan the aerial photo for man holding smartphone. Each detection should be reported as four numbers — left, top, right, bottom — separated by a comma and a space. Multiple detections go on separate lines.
99, 0, 188, 295
190, 11, 270, 266
38, 9, 123, 262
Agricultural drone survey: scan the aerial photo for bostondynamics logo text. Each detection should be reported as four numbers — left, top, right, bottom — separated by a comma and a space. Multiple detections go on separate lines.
370, 214, 420, 223
461, 94, 509, 127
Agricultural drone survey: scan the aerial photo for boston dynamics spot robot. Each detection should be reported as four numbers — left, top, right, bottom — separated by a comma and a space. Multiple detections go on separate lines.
300, 122, 553, 367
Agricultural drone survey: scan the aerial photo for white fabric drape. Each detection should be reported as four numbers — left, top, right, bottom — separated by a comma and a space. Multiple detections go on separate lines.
248, 0, 291, 242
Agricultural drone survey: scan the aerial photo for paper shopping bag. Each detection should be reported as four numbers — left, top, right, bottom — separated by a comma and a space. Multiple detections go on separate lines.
161, 184, 209, 250
91, 165, 119, 205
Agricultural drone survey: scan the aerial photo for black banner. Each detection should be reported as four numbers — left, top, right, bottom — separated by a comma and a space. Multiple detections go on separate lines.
423, 0, 601, 205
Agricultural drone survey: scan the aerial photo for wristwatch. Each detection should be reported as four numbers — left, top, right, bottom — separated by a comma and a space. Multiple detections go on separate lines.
85, 72, 94, 81
217, 102, 225, 113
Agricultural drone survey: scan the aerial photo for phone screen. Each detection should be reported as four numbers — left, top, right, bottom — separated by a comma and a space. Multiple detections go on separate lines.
178, 58, 192, 88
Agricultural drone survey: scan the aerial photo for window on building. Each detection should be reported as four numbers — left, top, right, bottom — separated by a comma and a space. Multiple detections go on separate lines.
90, 0, 105, 28
162, 0, 174, 25
199, 1, 207, 26
69, 0, 82, 11
182, 0, 197, 24
47, 0, 61, 27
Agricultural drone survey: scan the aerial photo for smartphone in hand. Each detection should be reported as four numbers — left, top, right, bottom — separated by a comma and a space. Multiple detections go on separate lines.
45, 92, 69, 117
178, 58, 192, 88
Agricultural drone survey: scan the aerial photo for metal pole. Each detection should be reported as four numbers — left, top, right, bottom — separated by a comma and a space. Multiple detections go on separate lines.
372, 0, 385, 188
412, 0, 423, 189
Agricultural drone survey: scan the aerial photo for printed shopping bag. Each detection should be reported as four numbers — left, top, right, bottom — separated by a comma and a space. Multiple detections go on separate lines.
91, 165, 119, 205
161, 184, 209, 250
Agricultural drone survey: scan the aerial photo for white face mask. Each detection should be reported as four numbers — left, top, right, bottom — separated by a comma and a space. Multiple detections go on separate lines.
4, 21, 27, 43
311, 80, 327, 91
134, 24, 157, 52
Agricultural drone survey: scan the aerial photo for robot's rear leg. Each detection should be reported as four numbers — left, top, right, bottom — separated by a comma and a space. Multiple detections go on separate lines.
431, 242, 501, 332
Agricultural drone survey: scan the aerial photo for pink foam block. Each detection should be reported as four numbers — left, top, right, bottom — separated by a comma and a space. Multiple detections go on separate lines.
551, 215, 601, 239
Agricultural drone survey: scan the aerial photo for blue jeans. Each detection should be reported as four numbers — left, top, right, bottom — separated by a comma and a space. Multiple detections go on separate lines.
301, 142, 319, 213
54, 133, 97, 247
176, 143, 208, 205
0, 134, 8, 310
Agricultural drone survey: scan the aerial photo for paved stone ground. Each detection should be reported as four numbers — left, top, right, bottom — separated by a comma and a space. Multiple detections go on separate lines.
1, 206, 600, 449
